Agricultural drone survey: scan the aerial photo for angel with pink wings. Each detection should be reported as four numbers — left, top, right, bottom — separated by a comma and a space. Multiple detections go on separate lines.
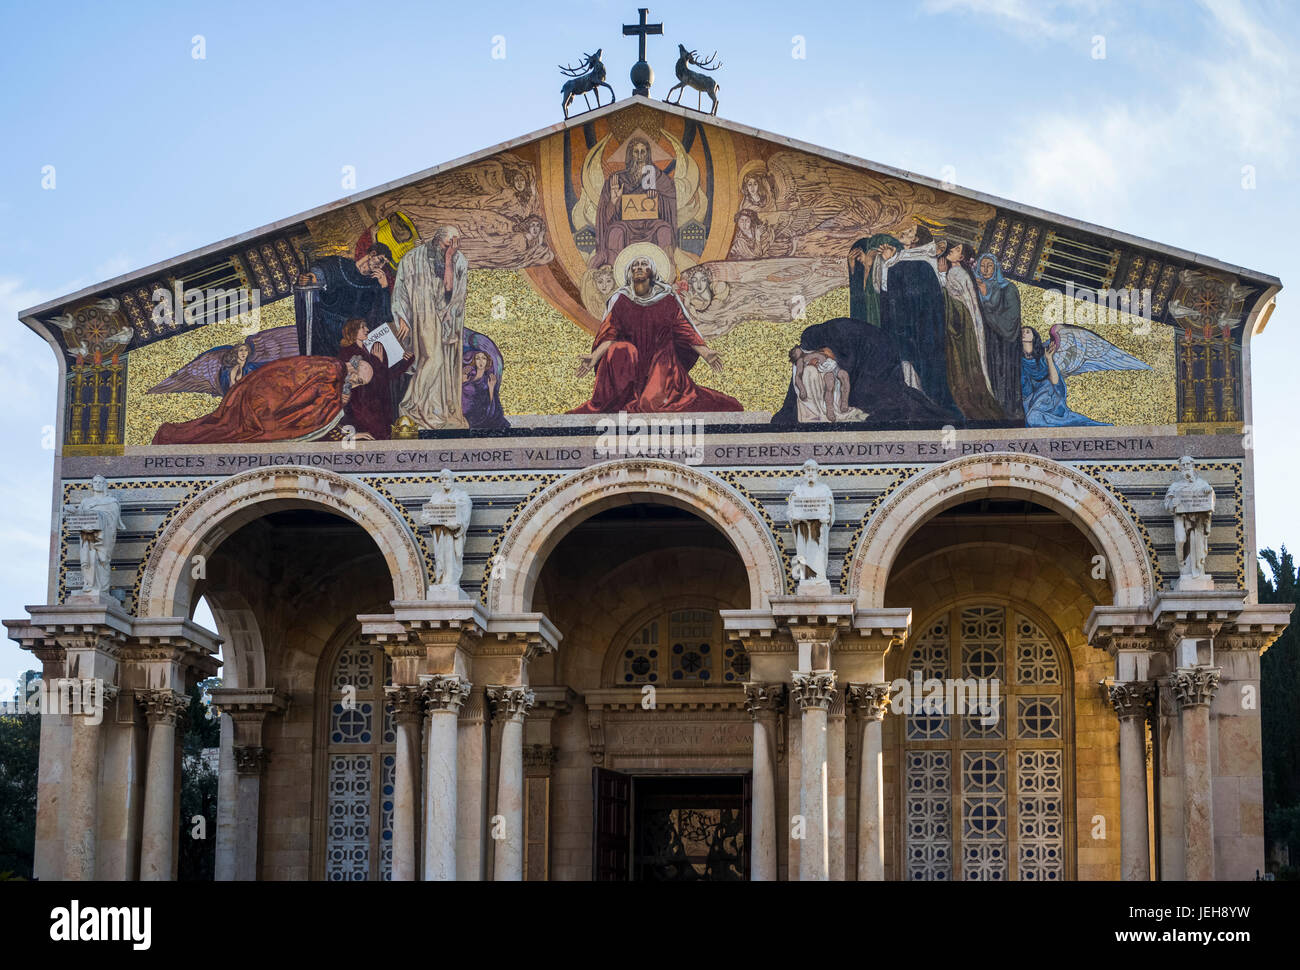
147, 325, 300, 397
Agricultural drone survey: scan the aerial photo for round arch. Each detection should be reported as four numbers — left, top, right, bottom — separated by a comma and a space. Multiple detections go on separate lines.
488, 458, 785, 613
847, 453, 1155, 609
138, 466, 426, 619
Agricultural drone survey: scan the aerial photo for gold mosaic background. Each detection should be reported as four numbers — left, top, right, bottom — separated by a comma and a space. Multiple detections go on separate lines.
125, 298, 296, 446
1018, 283, 1176, 426
469, 269, 838, 416
120, 273, 1173, 437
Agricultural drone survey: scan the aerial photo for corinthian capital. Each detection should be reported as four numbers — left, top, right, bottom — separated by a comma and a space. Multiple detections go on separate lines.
1108, 681, 1154, 721
385, 684, 426, 724
1171, 667, 1221, 709
234, 745, 270, 776
421, 675, 472, 715
790, 670, 837, 712
847, 682, 892, 722
488, 685, 535, 723
136, 687, 188, 726
743, 683, 785, 720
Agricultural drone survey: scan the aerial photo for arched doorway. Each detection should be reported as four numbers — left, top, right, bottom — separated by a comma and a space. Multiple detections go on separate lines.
528, 501, 759, 881
878, 494, 1122, 881
180, 502, 399, 881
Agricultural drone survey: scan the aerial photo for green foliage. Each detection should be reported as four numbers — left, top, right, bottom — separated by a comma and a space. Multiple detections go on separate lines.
183, 677, 222, 757
178, 676, 221, 880
178, 756, 218, 881
1259, 546, 1300, 867
0, 712, 40, 879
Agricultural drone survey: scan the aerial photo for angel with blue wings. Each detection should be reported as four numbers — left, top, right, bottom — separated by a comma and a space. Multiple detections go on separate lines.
146, 325, 300, 397
1020, 324, 1150, 427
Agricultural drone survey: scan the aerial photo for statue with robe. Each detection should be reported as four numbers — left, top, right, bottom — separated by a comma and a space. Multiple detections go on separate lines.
421, 469, 473, 596
63, 475, 123, 600
1163, 456, 1215, 590
787, 460, 835, 591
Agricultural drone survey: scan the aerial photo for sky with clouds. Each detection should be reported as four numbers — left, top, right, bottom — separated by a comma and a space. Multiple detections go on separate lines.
0, 0, 1296, 683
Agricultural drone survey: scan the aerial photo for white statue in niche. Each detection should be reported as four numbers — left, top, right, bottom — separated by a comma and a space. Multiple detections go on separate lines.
787, 459, 834, 592
420, 469, 473, 597
1163, 455, 1215, 590
63, 474, 124, 601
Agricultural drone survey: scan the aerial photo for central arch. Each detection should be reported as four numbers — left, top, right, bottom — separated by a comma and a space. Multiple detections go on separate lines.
488, 458, 785, 613
138, 465, 426, 619
848, 452, 1156, 609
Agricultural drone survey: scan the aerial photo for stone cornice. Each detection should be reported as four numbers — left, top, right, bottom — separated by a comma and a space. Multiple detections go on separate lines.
586, 687, 747, 713
531, 685, 578, 717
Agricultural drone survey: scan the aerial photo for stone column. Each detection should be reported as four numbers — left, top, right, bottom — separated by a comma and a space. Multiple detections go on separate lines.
137, 688, 188, 881
421, 675, 471, 881
791, 670, 836, 881
1173, 666, 1220, 881
743, 683, 784, 881
489, 685, 535, 881
827, 690, 847, 880
1109, 681, 1154, 881
457, 688, 490, 880
208, 686, 285, 881
386, 685, 424, 881
230, 745, 268, 880
848, 682, 890, 881
63, 678, 116, 881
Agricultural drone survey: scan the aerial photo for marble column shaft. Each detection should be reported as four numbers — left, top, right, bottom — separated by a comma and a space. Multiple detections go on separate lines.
849, 683, 890, 881
387, 685, 424, 881
422, 675, 470, 881
743, 684, 783, 881
1173, 667, 1220, 881
792, 670, 836, 882
138, 688, 187, 881
231, 745, 269, 881
489, 686, 534, 881
1110, 681, 1153, 881
65, 679, 114, 881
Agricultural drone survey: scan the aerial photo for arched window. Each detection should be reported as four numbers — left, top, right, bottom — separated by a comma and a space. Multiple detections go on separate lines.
324, 642, 396, 881
901, 603, 1070, 881
617, 608, 750, 686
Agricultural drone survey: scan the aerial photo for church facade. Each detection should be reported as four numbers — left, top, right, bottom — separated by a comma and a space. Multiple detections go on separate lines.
8, 97, 1290, 882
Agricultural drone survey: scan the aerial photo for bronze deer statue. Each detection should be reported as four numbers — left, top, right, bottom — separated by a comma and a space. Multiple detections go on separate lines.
664, 44, 721, 115
560, 49, 615, 119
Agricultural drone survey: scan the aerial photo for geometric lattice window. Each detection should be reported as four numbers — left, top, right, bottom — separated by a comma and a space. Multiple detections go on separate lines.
325, 642, 395, 881
902, 604, 1069, 881
618, 609, 750, 686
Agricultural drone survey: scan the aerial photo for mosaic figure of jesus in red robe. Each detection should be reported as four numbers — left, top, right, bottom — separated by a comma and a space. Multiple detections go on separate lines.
569, 258, 743, 415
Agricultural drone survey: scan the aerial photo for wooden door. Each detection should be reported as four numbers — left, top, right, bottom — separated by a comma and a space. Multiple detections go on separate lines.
592, 767, 632, 881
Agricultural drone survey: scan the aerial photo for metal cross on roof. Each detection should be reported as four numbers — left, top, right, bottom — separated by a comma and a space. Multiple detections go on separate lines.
623, 8, 663, 96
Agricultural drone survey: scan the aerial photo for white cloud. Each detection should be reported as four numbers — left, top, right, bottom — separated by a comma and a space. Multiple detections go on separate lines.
921, 0, 1109, 41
